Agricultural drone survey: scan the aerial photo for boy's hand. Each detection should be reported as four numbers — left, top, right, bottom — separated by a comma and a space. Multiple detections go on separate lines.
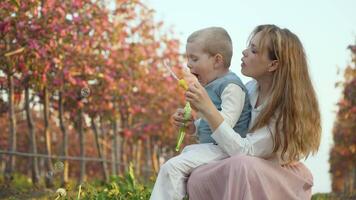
182, 66, 198, 85
172, 108, 196, 135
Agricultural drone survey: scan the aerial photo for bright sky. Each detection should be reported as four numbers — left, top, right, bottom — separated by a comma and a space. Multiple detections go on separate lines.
146, 0, 356, 194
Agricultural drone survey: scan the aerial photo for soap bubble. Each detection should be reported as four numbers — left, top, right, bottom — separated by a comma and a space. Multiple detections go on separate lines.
56, 188, 67, 197
54, 161, 64, 172
80, 87, 90, 98
46, 171, 54, 178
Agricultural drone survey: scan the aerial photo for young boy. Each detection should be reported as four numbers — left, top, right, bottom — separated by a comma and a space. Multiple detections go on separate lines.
150, 27, 251, 200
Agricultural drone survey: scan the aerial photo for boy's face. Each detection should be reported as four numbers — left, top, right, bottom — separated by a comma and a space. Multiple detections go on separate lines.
186, 40, 217, 86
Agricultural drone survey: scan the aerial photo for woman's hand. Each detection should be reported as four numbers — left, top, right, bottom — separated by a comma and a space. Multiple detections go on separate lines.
185, 81, 224, 131
172, 108, 196, 135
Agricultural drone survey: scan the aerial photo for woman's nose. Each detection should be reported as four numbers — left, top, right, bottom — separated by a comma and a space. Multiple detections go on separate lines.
242, 49, 247, 56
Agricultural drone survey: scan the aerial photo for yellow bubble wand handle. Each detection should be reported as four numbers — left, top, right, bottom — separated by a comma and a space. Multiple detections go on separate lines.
178, 79, 189, 90
162, 61, 193, 151
175, 79, 191, 151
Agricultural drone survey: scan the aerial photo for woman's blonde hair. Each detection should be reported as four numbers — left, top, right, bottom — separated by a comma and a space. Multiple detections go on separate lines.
249, 24, 321, 163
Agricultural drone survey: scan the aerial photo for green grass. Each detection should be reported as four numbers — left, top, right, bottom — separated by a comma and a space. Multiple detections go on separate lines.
1, 171, 355, 199
0, 164, 154, 200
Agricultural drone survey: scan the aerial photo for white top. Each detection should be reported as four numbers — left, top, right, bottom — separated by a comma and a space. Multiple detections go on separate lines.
211, 80, 283, 164
194, 83, 246, 133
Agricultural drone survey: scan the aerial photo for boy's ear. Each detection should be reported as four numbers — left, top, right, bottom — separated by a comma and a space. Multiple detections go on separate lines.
214, 53, 224, 68
268, 60, 279, 72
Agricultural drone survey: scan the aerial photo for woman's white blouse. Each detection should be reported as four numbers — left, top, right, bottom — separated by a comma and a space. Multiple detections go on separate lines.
211, 80, 282, 163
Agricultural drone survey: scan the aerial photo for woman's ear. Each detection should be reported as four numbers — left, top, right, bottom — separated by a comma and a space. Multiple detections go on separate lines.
268, 60, 279, 72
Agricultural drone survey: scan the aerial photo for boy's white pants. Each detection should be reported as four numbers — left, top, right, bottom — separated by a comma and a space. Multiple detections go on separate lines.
149, 143, 229, 200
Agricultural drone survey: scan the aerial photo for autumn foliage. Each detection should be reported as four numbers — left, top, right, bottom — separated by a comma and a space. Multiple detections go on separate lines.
0, 0, 190, 186
329, 45, 356, 193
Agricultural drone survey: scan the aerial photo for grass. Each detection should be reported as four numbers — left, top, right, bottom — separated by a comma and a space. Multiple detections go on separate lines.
0, 171, 355, 199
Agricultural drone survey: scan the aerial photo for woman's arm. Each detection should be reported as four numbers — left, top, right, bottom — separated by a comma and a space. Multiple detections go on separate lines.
211, 121, 274, 157
186, 81, 274, 158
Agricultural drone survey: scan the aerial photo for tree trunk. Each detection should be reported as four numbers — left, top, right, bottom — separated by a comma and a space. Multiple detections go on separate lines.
122, 137, 128, 172
100, 117, 111, 175
152, 142, 159, 174
4, 73, 16, 185
58, 91, 69, 186
43, 87, 54, 187
91, 117, 109, 182
136, 139, 142, 176
78, 108, 85, 184
132, 142, 137, 172
144, 136, 152, 180
116, 134, 122, 175
25, 86, 39, 186
111, 120, 118, 176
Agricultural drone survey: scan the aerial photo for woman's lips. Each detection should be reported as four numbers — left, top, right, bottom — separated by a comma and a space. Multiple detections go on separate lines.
241, 59, 246, 67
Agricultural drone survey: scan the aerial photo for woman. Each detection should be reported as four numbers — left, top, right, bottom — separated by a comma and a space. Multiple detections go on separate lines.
184, 24, 321, 200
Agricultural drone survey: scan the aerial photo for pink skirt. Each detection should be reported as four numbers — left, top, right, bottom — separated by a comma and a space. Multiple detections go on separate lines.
187, 154, 313, 200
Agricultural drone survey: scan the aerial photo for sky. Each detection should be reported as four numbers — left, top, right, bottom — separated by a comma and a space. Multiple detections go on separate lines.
145, 0, 356, 194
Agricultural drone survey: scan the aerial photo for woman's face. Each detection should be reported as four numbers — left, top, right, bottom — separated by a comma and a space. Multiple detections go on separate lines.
241, 32, 274, 80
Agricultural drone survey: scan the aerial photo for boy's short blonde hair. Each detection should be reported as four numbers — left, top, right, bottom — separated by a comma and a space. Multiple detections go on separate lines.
187, 27, 233, 68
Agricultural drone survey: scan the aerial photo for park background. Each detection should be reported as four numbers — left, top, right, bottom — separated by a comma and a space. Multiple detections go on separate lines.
0, 0, 355, 199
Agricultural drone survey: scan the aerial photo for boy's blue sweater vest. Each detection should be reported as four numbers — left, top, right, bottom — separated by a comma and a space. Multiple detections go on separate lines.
197, 72, 251, 143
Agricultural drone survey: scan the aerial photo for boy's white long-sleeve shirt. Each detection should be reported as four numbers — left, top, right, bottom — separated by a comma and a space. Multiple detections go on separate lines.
194, 83, 246, 134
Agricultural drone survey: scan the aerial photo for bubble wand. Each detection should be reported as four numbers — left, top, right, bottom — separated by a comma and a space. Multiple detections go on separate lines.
163, 61, 192, 152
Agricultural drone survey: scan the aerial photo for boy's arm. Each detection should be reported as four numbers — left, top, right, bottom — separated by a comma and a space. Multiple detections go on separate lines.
219, 84, 245, 128
192, 118, 201, 135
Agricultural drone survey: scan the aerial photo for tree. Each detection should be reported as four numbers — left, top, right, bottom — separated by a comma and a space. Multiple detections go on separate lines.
330, 45, 356, 193
1, 0, 187, 186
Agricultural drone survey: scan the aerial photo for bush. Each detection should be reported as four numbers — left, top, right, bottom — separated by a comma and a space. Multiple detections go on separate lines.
53, 163, 152, 200
312, 192, 356, 200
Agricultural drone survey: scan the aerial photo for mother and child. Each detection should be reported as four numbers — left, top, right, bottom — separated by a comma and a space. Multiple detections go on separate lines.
150, 24, 321, 200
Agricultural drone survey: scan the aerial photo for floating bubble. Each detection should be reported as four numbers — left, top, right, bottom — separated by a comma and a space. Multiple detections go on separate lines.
46, 171, 54, 178
56, 188, 67, 197
81, 182, 89, 190
132, 86, 138, 93
54, 161, 64, 172
80, 87, 91, 98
